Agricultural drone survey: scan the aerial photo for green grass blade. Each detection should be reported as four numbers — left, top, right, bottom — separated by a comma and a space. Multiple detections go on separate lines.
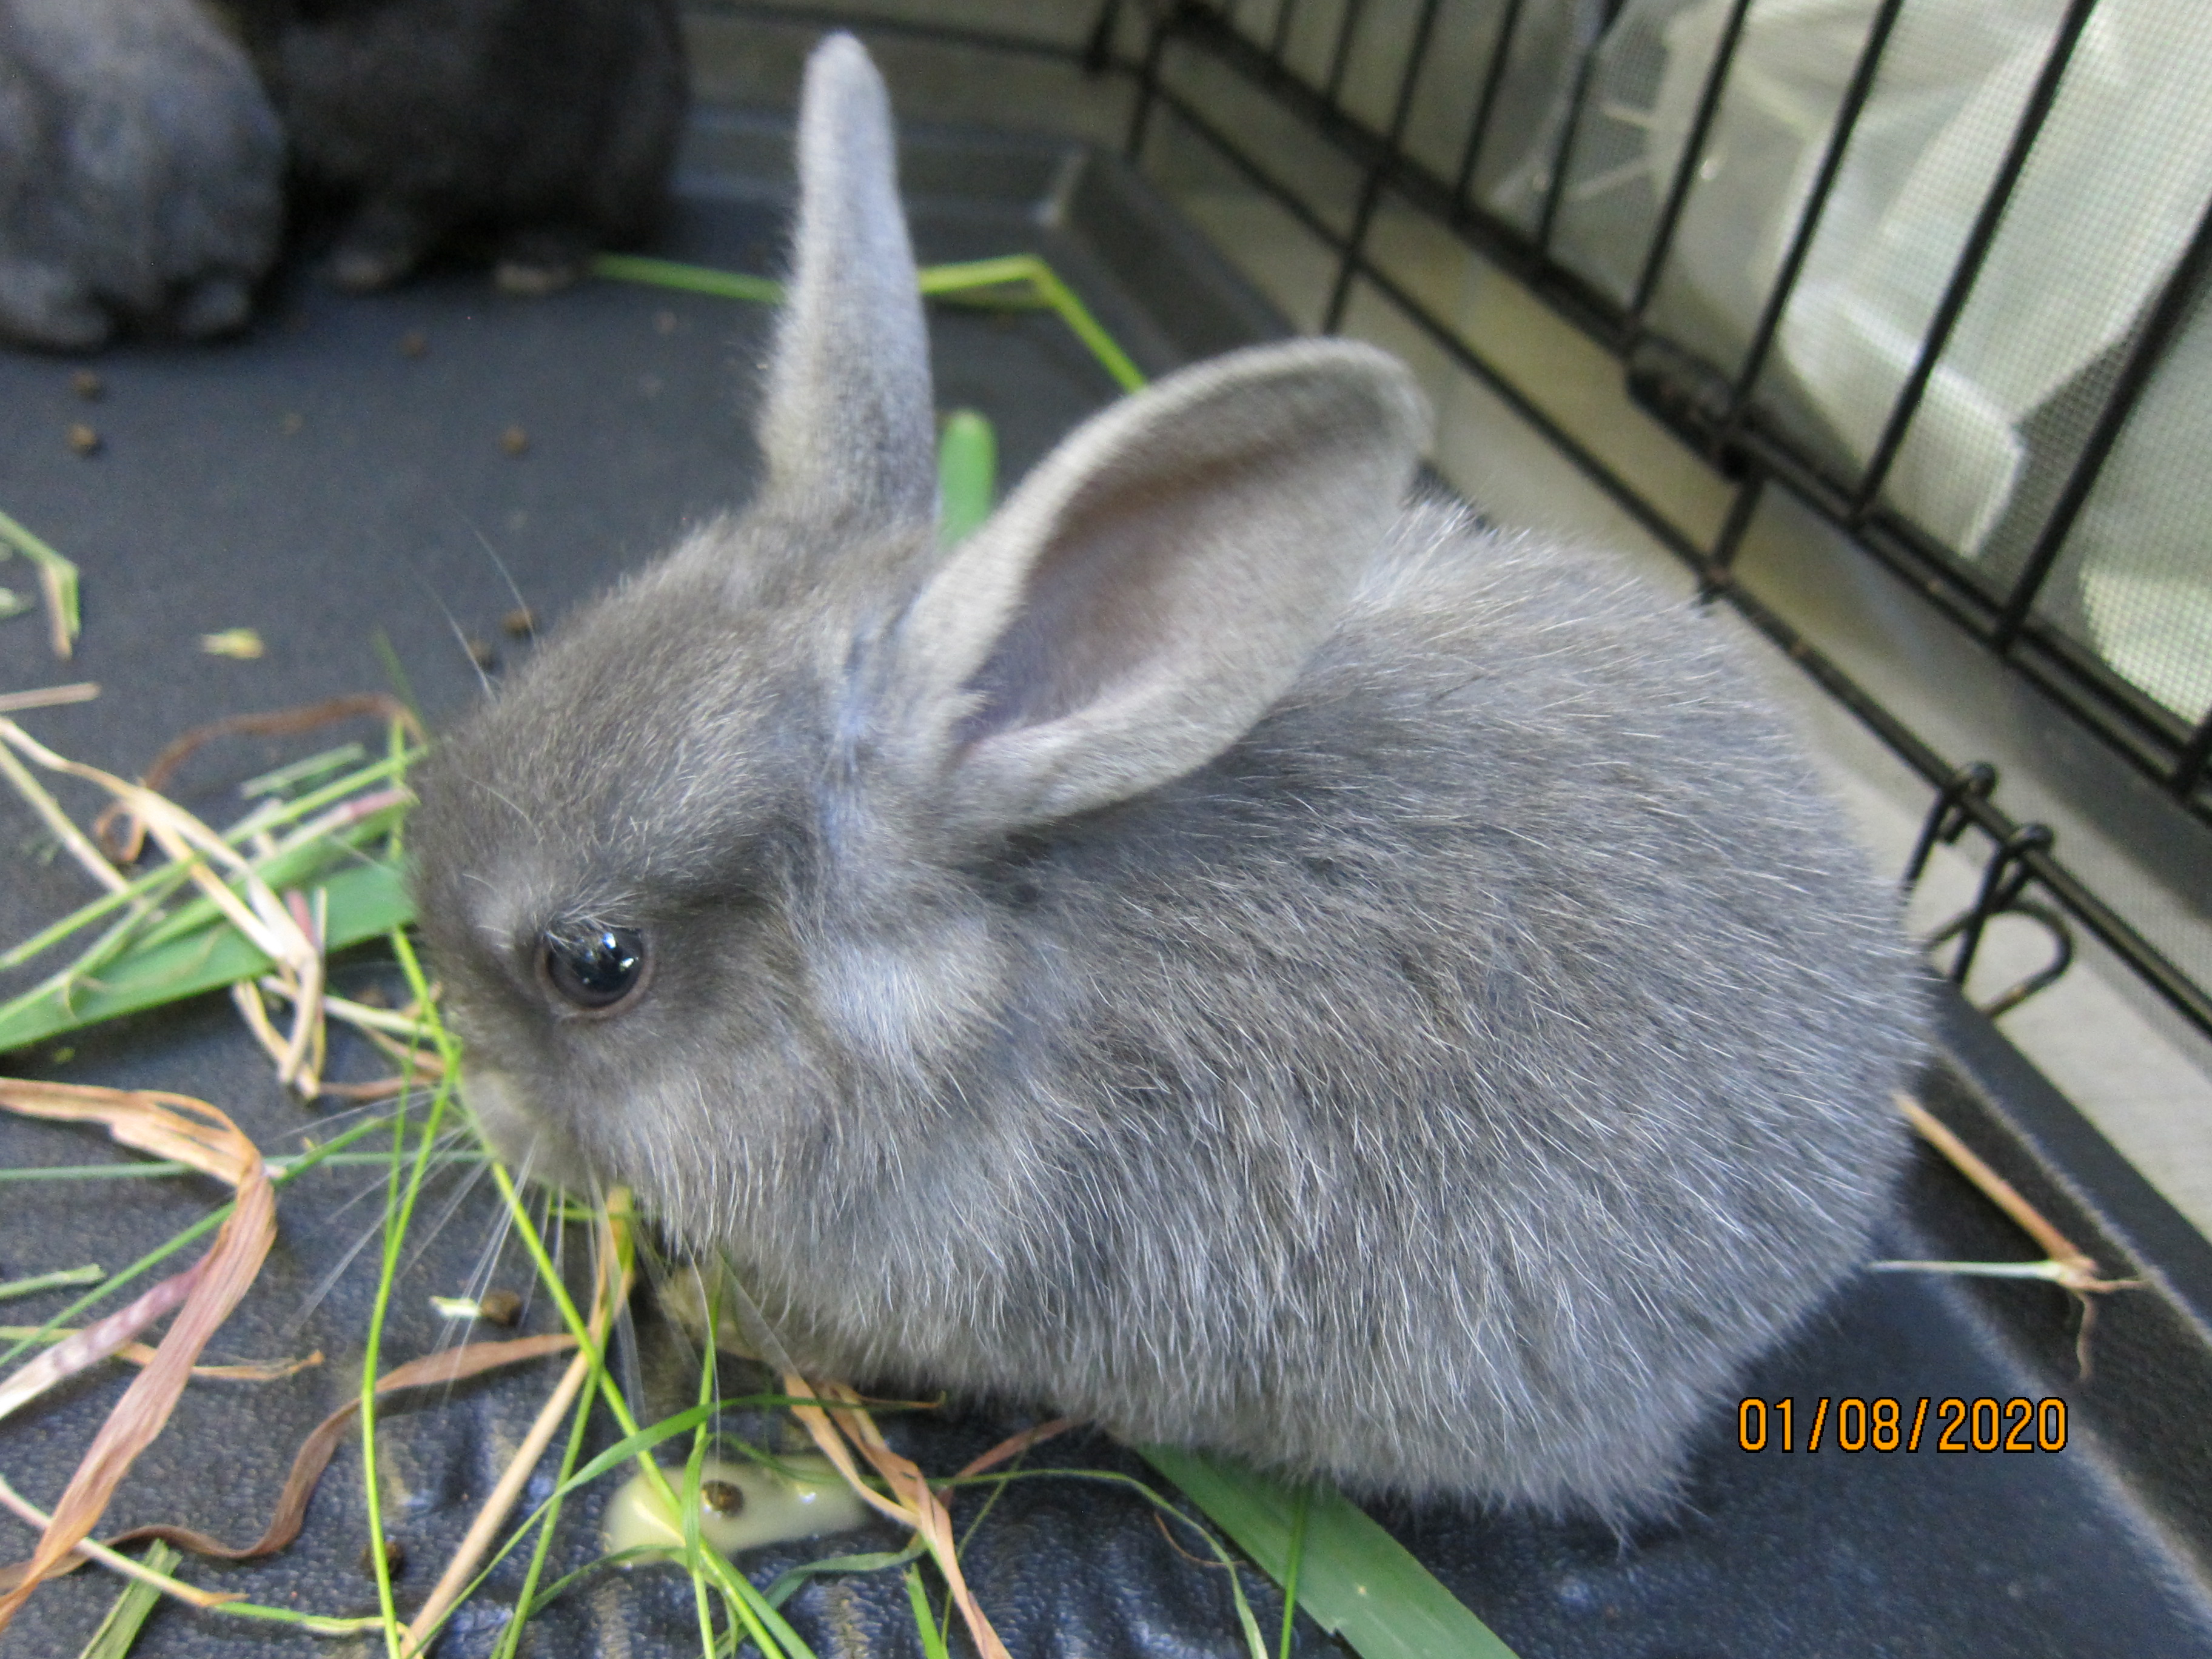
903, 1565, 952, 1659
551, 1401, 719, 1494
1019, 261, 1148, 393
913, 255, 1043, 297
514, 1548, 666, 1626
239, 742, 369, 799
412, 1395, 796, 1658
439, 1027, 814, 1659
0, 852, 198, 974
594, 250, 1150, 395
0, 1262, 102, 1299
75, 1540, 181, 1659
0, 858, 414, 1054
591, 252, 783, 303
208, 1602, 386, 1637
943, 1467, 1265, 1658
369, 629, 424, 731
1137, 1448, 1519, 1659
0, 1151, 477, 1184
937, 411, 997, 546
0, 1110, 401, 1371
920, 256, 1147, 392
762, 1540, 928, 1610
360, 1059, 456, 1655
1278, 1480, 1310, 1659
0, 776, 420, 993
128, 810, 406, 956
0, 504, 81, 652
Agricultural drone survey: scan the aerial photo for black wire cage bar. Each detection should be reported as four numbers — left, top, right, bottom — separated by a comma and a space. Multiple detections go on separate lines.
1119, 0, 2212, 794
1094, 0, 2212, 1049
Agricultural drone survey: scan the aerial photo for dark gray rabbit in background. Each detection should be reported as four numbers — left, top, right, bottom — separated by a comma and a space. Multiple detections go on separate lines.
230, 0, 686, 293
411, 34, 1925, 1517
0, 0, 283, 350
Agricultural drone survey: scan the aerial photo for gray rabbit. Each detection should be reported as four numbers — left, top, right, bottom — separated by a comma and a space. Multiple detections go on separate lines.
410, 35, 1924, 1517
232, 0, 685, 293
0, 0, 283, 350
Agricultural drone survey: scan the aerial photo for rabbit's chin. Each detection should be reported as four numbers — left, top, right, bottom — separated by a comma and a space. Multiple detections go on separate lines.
458, 1064, 598, 1197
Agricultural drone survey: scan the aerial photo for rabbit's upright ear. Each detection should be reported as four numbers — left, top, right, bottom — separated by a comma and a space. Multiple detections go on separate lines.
899, 340, 1428, 833
757, 35, 936, 528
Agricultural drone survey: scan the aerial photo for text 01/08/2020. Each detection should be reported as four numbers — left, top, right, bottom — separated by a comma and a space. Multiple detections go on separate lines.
1737, 1396, 2066, 1453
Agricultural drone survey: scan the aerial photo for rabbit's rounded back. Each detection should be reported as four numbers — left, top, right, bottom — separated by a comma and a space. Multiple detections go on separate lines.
0, 0, 282, 349
409, 34, 1923, 1518
234, 0, 685, 291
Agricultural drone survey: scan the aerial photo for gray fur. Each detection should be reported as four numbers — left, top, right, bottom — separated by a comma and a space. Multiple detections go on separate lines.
0, 0, 283, 350
409, 34, 1923, 1518
759, 35, 933, 526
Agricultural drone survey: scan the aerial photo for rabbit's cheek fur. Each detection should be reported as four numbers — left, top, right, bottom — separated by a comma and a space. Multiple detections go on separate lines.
454, 1061, 595, 1195
800, 798, 1005, 1072
804, 904, 1001, 1071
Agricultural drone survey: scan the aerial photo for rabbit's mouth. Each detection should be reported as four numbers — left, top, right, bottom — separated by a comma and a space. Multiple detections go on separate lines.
458, 1064, 597, 1196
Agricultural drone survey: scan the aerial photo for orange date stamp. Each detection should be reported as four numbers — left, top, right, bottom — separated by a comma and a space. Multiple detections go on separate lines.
1736, 1395, 2067, 1453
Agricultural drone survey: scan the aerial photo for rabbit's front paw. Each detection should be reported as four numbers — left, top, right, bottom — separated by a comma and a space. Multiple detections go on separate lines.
0, 258, 109, 351
492, 226, 591, 297
173, 273, 254, 339
327, 198, 435, 292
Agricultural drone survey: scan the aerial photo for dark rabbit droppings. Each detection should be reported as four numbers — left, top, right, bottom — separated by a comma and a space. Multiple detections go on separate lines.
398, 329, 429, 358
69, 369, 100, 399
501, 607, 536, 639
700, 1480, 745, 1517
409, 35, 1926, 1521
65, 424, 98, 456
499, 426, 529, 456
476, 1288, 523, 1326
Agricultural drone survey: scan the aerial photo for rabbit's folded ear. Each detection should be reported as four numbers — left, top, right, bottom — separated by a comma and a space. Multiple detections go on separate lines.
899, 340, 1429, 833
758, 34, 936, 528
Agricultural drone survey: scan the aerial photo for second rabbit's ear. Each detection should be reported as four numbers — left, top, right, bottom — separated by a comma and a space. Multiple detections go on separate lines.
897, 340, 1429, 834
757, 34, 936, 528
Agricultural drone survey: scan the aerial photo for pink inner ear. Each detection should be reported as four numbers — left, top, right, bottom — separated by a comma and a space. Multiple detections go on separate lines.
954, 460, 1272, 746
914, 339, 1426, 831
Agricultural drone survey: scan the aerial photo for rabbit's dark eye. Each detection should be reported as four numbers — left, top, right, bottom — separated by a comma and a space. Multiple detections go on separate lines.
539, 924, 649, 1014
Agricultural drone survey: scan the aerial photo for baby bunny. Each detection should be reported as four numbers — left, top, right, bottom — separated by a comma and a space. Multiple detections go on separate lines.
410, 34, 1925, 1517
231, 0, 685, 293
0, 0, 283, 350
